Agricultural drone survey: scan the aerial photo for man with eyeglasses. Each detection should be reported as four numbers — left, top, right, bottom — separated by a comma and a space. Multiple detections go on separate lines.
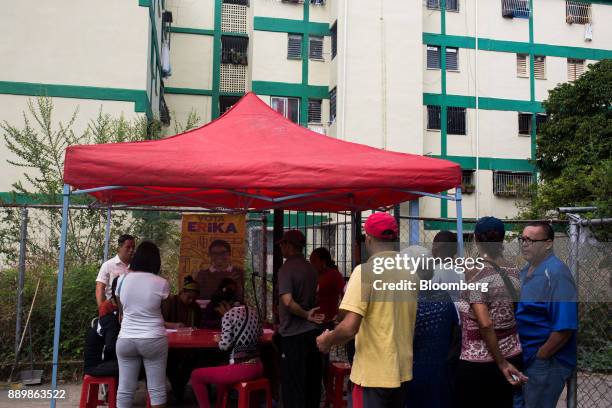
195, 239, 245, 302
514, 222, 577, 408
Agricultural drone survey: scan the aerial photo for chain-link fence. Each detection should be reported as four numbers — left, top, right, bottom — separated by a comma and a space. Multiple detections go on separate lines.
1, 205, 610, 406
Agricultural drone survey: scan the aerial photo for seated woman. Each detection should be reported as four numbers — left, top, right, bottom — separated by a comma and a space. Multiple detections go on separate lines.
162, 276, 202, 401
162, 276, 202, 327
84, 277, 121, 377
191, 300, 263, 408
200, 278, 240, 329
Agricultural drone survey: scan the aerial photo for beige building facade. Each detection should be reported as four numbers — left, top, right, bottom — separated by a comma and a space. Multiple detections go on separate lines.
1, 0, 611, 227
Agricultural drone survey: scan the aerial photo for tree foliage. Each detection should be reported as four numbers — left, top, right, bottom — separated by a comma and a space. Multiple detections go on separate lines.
0, 97, 200, 266
521, 60, 612, 220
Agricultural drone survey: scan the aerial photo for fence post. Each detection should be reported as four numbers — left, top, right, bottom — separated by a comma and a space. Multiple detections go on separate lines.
566, 219, 579, 408
103, 206, 112, 262
261, 214, 268, 322
272, 210, 284, 324
14, 207, 28, 369
409, 200, 419, 245
351, 211, 362, 270
455, 187, 464, 257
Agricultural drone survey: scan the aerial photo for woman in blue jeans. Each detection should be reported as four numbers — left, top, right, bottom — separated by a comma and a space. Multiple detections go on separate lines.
116, 242, 170, 408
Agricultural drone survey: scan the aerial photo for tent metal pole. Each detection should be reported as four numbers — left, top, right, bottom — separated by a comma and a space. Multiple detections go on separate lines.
50, 184, 71, 408
455, 187, 464, 257
409, 200, 419, 245
103, 207, 112, 262
72, 185, 122, 195
395, 189, 457, 201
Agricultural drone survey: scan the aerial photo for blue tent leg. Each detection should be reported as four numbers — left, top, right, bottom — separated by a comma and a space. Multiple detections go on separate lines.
50, 185, 70, 408
455, 187, 464, 257
103, 206, 112, 262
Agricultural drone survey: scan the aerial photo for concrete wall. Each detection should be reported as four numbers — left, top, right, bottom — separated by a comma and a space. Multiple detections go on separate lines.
0, 94, 141, 191
0, 0, 148, 90
165, 34, 214, 89
251, 31, 302, 84
339, 0, 423, 154
165, 94, 211, 135
166, 0, 215, 29
534, 0, 612, 50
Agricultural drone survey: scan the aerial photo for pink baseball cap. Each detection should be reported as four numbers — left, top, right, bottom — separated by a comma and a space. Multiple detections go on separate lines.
364, 212, 398, 240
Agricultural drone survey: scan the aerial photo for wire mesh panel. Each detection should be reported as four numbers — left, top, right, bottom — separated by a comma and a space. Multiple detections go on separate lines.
221, 3, 248, 33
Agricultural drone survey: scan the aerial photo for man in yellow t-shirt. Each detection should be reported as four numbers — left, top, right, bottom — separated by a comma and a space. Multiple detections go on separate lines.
316, 212, 418, 408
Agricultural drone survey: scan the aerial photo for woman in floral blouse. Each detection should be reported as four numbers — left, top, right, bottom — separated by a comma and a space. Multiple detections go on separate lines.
454, 217, 528, 408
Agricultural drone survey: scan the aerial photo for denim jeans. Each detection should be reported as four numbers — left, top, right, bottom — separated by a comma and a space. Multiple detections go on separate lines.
513, 356, 574, 408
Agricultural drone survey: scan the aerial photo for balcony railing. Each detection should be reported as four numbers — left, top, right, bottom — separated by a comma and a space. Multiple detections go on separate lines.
493, 172, 533, 197
502, 0, 530, 18
221, 36, 248, 65
566, 1, 591, 24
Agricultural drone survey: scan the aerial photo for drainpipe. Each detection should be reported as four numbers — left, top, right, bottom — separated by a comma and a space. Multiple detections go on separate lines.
475, 0, 480, 218
341, 0, 349, 140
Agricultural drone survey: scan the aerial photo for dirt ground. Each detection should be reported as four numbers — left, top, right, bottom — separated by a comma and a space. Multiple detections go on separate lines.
0, 371, 610, 407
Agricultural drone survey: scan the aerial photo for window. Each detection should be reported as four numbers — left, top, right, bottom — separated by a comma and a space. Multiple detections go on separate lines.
502, 0, 530, 18
221, 36, 248, 65
446, 47, 459, 71
427, 105, 441, 130
427, 46, 440, 69
223, 0, 249, 5
330, 22, 337, 60
426, 46, 458, 70
447, 107, 466, 135
461, 170, 475, 193
329, 87, 337, 123
282, 0, 304, 3
427, 106, 465, 134
517, 54, 528, 78
536, 113, 547, 133
427, 0, 459, 11
309, 36, 324, 60
493, 171, 533, 196
311, 0, 326, 5
220, 95, 241, 114
287, 34, 302, 59
566, 1, 591, 24
534, 55, 546, 79
518, 113, 547, 135
518, 113, 531, 135
568, 58, 585, 81
308, 99, 322, 123
271, 97, 300, 124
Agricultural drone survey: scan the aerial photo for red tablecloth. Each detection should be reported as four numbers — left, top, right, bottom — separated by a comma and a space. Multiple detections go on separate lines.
167, 328, 274, 349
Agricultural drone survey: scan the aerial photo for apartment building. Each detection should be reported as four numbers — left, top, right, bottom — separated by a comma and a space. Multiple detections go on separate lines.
1, 0, 611, 224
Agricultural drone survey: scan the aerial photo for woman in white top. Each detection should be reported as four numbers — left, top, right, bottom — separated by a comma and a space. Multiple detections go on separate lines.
116, 241, 169, 408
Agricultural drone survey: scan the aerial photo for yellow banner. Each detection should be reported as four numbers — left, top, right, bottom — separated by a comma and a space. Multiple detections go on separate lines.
178, 213, 246, 289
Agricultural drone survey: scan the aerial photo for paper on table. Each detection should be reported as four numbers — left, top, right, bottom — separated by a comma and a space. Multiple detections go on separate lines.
166, 329, 178, 333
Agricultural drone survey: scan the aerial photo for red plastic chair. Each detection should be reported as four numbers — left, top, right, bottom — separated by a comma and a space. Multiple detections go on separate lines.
324, 361, 351, 408
218, 377, 273, 408
79, 375, 117, 408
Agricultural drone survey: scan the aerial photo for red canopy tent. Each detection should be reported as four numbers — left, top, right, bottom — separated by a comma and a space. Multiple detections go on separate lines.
63, 92, 461, 211
50, 93, 464, 402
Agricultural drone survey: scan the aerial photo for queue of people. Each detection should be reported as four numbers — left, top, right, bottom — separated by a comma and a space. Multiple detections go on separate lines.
84, 212, 576, 408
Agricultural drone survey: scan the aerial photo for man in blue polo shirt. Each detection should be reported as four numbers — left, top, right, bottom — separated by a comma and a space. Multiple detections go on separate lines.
515, 221, 577, 408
